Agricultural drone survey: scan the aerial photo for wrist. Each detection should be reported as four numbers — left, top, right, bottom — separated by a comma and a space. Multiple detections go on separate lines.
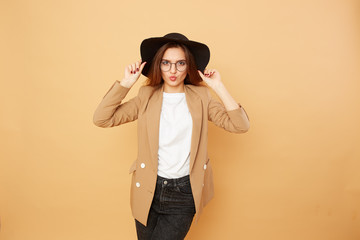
212, 82, 226, 94
120, 79, 133, 88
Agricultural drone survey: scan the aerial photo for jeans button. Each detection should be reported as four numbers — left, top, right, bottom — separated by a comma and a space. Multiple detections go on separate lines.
163, 180, 168, 185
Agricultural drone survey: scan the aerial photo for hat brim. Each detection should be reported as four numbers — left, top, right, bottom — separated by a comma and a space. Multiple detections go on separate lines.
140, 37, 210, 77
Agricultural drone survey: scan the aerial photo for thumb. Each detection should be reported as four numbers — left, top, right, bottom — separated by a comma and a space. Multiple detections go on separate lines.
139, 61, 147, 73
198, 70, 206, 80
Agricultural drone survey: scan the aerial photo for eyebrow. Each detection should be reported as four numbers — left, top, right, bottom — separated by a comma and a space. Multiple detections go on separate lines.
161, 59, 186, 62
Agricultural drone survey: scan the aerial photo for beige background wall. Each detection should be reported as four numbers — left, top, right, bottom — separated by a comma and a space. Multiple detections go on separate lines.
1, 0, 359, 239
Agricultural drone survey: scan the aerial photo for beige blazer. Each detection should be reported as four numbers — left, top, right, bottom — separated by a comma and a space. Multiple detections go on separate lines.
93, 80, 250, 226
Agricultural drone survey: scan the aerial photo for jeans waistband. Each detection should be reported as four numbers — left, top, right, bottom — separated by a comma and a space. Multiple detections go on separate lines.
156, 175, 190, 186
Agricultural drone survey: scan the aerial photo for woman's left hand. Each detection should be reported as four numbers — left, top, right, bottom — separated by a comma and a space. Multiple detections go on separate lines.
198, 69, 223, 90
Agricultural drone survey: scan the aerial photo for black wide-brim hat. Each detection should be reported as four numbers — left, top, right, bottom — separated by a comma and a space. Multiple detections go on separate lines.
140, 32, 210, 77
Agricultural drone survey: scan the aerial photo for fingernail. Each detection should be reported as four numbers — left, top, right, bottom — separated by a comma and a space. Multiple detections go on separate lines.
131, 71, 133, 74
137, 68, 139, 71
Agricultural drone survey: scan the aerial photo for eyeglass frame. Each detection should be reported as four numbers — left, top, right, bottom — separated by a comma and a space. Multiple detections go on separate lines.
160, 59, 187, 72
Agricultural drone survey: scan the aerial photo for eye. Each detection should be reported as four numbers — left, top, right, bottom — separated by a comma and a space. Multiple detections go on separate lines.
161, 60, 169, 65
177, 61, 186, 66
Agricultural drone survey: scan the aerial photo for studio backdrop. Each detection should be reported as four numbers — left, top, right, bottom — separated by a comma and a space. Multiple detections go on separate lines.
0, 0, 359, 239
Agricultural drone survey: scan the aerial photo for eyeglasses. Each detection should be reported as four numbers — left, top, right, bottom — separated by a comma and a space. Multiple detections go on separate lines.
160, 60, 187, 72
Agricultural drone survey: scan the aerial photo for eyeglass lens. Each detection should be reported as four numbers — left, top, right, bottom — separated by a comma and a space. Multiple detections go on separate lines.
160, 60, 187, 72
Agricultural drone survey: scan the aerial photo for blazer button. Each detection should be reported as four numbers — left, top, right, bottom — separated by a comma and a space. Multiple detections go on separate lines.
204, 164, 207, 170
136, 182, 140, 188
140, 163, 145, 168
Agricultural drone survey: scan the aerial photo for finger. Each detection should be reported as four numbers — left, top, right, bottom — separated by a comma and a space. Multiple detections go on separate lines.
200, 74, 211, 85
139, 61, 147, 73
128, 64, 133, 74
197, 70, 206, 80
131, 63, 136, 74
203, 69, 209, 76
126, 65, 132, 74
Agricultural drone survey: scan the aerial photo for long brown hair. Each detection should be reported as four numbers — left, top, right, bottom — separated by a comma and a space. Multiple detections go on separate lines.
145, 42, 204, 87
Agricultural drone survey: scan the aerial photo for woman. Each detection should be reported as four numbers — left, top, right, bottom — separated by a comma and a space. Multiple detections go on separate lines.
93, 33, 250, 240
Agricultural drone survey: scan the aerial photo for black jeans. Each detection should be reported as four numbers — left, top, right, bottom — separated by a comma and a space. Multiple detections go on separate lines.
135, 175, 196, 240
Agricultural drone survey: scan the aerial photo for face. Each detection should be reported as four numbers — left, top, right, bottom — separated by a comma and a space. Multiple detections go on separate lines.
160, 47, 188, 93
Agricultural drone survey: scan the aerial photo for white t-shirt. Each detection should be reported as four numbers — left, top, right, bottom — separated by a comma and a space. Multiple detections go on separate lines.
157, 92, 193, 178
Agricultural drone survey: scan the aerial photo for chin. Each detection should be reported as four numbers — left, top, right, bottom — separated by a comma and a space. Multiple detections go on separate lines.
171, 81, 184, 86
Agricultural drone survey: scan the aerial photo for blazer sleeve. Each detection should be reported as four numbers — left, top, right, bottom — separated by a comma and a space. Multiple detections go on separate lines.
93, 80, 141, 128
207, 89, 250, 133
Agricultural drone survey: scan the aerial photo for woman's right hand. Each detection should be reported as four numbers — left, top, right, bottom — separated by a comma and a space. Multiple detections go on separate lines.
120, 60, 147, 88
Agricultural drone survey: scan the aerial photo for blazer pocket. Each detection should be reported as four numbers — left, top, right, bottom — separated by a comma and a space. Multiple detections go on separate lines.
128, 160, 137, 174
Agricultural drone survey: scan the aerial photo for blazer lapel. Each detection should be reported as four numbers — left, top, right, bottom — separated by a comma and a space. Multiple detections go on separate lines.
146, 85, 163, 171
184, 85, 203, 173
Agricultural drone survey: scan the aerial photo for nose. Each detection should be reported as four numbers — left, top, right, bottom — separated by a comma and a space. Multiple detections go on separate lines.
170, 63, 177, 73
